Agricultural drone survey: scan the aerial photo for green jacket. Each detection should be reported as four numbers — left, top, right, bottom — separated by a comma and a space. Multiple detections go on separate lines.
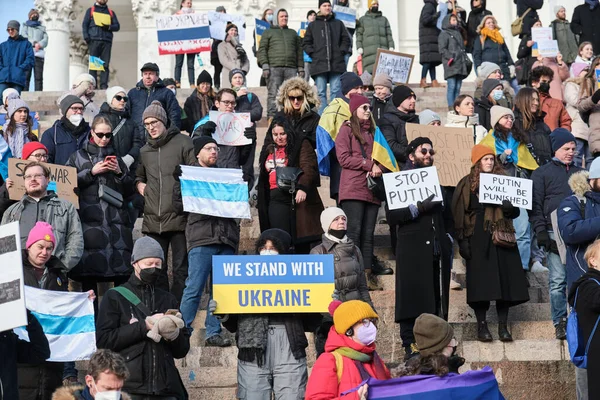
356, 11, 395, 74
550, 19, 579, 65
257, 26, 303, 69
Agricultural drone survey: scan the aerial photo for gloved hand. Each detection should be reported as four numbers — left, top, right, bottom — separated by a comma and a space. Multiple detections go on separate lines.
298, 68, 305, 78
198, 121, 217, 137
262, 66, 270, 79
500, 200, 515, 217
244, 125, 257, 141
357, 48, 364, 55
592, 89, 600, 104
537, 230, 551, 249
235, 45, 246, 56
416, 194, 442, 214
509, 65, 516, 78
209, 299, 218, 314
459, 240, 471, 260
173, 165, 182, 182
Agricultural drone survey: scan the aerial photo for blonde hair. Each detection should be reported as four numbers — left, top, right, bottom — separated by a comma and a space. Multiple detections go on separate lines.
585, 239, 600, 268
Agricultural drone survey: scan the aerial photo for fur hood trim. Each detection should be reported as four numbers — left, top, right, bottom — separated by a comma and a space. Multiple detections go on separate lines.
52, 385, 131, 400
569, 170, 590, 197
276, 77, 321, 111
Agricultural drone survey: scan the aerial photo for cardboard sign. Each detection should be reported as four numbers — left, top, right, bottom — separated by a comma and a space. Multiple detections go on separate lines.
255, 19, 270, 50
212, 254, 335, 314
479, 174, 533, 210
8, 159, 79, 208
156, 14, 211, 55
372, 49, 414, 85
405, 123, 473, 187
383, 167, 442, 210
333, 5, 356, 29
208, 12, 246, 42
0, 222, 26, 332
209, 111, 252, 146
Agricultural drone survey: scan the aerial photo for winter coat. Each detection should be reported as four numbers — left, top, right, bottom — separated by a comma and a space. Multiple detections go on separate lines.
538, 92, 572, 132
356, 11, 395, 74
564, 78, 590, 141
473, 35, 514, 80
371, 95, 390, 126
466, 1, 492, 53
98, 102, 144, 168
379, 102, 420, 165
96, 274, 190, 398
513, 0, 543, 38
445, 111, 488, 144
40, 117, 90, 166
217, 39, 250, 89
479, 130, 539, 176
257, 26, 302, 69
303, 13, 352, 77
0, 35, 34, 87
135, 127, 195, 234
418, 0, 442, 66
21, 22, 48, 50
183, 89, 213, 134
82, 4, 120, 43
558, 170, 600, 287
52, 385, 131, 400
474, 80, 514, 110
127, 79, 181, 130
568, 268, 600, 398
438, 16, 471, 80
513, 108, 553, 167
531, 58, 569, 102
336, 121, 380, 205
516, 34, 537, 85
22, 253, 68, 291
474, 96, 495, 132
2, 192, 83, 272
530, 159, 582, 236
65, 141, 134, 281
577, 94, 600, 156
551, 19, 579, 65
276, 78, 321, 147
184, 198, 240, 252
571, 4, 600, 58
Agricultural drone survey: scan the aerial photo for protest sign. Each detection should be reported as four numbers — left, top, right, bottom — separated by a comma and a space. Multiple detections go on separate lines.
333, 5, 356, 29
537, 40, 559, 58
208, 12, 246, 41
156, 14, 211, 55
255, 19, 270, 50
595, 68, 600, 90
405, 123, 473, 187
212, 254, 335, 314
209, 111, 252, 146
372, 49, 414, 85
92, 11, 111, 27
479, 173, 533, 210
0, 222, 26, 332
383, 167, 442, 210
531, 27, 553, 42
8, 159, 79, 208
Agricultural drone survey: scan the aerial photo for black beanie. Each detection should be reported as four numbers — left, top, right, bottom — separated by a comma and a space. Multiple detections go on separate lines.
407, 137, 433, 155
193, 136, 217, 156
319, 0, 331, 6
307, 10, 316, 19
340, 72, 363, 96
482, 79, 502, 99
196, 70, 213, 86
392, 85, 416, 107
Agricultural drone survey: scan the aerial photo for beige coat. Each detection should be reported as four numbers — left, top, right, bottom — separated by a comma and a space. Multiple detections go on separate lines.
564, 78, 591, 141
577, 95, 600, 155
217, 38, 250, 89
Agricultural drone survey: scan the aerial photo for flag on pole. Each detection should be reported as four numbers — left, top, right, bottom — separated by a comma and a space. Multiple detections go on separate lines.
372, 127, 399, 172
89, 56, 105, 71
180, 165, 251, 219
15, 286, 96, 362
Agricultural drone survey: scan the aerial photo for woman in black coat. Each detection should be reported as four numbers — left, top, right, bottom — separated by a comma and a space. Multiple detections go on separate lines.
182, 70, 215, 133
419, 0, 442, 88
513, 87, 552, 167
466, 0, 492, 53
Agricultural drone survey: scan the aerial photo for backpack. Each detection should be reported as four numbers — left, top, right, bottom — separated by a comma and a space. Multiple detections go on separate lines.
568, 278, 600, 368
551, 195, 586, 264
511, 8, 532, 37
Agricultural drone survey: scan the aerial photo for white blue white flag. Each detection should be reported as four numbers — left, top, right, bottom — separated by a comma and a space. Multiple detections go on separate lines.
180, 165, 251, 219
15, 286, 96, 362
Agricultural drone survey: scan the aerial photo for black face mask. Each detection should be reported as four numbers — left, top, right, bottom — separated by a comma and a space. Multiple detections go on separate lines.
139, 267, 160, 285
371, 6, 379, 12
328, 229, 347, 239
31, 16, 39, 21
538, 82, 550, 94
448, 348, 465, 373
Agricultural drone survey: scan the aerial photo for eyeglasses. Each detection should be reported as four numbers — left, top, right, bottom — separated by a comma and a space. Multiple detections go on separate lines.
220, 100, 236, 106
144, 120, 161, 129
420, 148, 436, 156
288, 95, 304, 102
114, 95, 128, 102
24, 173, 46, 181
30, 153, 48, 160
202, 146, 220, 153
69, 106, 84, 113
359, 105, 372, 112
94, 132, 113, 139
359, 318, 378, 328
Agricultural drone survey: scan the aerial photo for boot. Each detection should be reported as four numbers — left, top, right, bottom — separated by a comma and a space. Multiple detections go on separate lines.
403, 343, 420, 361
431, 79, 443, 88
498, 323, 513, 342
477, 321, 493, 342
420, 78, 430, 88
367, 271, 383, 291
371, 255, 393, 275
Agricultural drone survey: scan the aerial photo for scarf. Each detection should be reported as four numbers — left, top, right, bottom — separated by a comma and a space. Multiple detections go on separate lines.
334, 347, 389, 380
4, 122, 29, 159
480, 27, 504, 45
586, 0, 599, 10
324, 232, 350, 243
196, 90, 210, 118
236, 315, 269, 367
493, 131, 519, 164
24, 20, 41, 27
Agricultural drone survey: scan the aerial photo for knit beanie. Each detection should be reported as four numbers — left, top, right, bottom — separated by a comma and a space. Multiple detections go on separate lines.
471, 143, 495, 165
7, 20, 20, 31
132, 236, 165, 263
7, 98, 29, 119
229, 68, 246, 84
307, 10, 317, 19
368, 0, 379, 8
216, 6, 226, 12
22, 142, 48, 161
419, 109, 441, 126
349, 95, 370, 114
329, 300, 379, 335
2, 88, 18, 105
259, 229, 292, 254
572, 63, 590, 78
320, 207, 346, 233
414, 313, 454, 356
482, 79, 502, 99
193, 136, 217, 156
554, 5, 565, 15
196, 70, 213, 86
26, 222, 56, 249
361, 71, 373, 87
392, 85, 416, 107
477, 62, 501, 79
59, 95, 84, 116
490, 105, 514, 129
105, 86, 127, 103
319, 0, 331, 6
162, 78, 177, 87
226, 23, 238, 33
373, 73, 393, 90
550, 128, 576, 152
340, 72, 363, 96
589, 158, 600, 179
74, 73, 96, 88
142, 100, 168, 126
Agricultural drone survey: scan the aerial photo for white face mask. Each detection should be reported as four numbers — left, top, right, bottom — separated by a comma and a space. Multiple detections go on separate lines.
69, 114, 83, 126
93, 381, 121, 400
170, 88, 177, 95
181, 7, 192, 13
260, 249, 279, 256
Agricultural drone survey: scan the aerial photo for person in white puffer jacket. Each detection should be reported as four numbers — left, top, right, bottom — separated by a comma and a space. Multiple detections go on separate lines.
445, 94, 489, 144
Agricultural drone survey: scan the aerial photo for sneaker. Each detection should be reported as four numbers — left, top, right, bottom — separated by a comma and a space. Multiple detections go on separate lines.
205, 334, 232, 347
530, 261, 549, 273
367, 274, 383, 291
62, 376, 79, 386
555, 320, 567, 340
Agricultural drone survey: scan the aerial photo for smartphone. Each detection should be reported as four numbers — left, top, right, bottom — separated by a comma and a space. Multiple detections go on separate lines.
104, 155, 117, 163
165, 309, 179, 316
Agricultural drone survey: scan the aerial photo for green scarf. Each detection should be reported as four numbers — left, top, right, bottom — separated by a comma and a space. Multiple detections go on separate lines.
335, 347, 372, 362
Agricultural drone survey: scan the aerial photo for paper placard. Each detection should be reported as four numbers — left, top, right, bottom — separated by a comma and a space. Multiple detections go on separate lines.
333, 5, 356, 29
383, 166, 442, 210
8, 159, 79, 208
372, 49, 414, 85
208, 111, 252, 146
405, 123, 473, 187
596, 68, 600, 90
479, 174, 533, 210
0, 221, 26, 332
531, 27, 553, 43
255, 19, 270, 50
537, 40, 559, 58
208, 12, 246, 42
156, 14, 211, 55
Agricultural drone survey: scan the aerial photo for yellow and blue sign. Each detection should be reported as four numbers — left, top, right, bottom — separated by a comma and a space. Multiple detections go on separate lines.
212, 254, 335, 314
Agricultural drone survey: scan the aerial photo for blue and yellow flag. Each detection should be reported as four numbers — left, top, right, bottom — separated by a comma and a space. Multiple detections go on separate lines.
316, 98, 351, 176
89, 56, 105, 72
372, 127, 399, 172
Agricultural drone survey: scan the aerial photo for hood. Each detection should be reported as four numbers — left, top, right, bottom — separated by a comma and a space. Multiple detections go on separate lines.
569, 269, 600, 305
99, 101, 131, 118
446, 111, 481, 127
276, 77, 321, 111
365, 10, 383, 17
324, 326, 377, 354
442, 14, 459, 30
471, 0, 487, 11
569, 170, 591, 197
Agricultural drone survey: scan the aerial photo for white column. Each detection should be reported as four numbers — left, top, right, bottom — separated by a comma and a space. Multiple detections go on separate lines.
69, 36, 89, 84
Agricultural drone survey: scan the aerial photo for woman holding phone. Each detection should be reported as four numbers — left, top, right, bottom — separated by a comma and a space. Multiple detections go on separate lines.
66, 115, 135, 310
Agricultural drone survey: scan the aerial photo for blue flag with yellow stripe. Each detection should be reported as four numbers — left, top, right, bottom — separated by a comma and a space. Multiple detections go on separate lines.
372, 127, 399, 172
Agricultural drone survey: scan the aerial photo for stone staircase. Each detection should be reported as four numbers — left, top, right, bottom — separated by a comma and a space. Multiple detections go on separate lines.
21, 84, 576, 399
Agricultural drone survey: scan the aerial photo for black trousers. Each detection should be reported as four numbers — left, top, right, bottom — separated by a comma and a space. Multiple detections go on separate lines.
24, 57, 44, 91
269, 189, 293, 235
340, 200, 379, 271
88, 40, 112, 89
147, 231, 189, 304
213, 62, 223, 89
174, 53, 197, 86
470, 301, 510, 324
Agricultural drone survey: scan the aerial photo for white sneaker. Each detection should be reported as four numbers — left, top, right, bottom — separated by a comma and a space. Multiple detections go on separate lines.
530, 261, 549, 273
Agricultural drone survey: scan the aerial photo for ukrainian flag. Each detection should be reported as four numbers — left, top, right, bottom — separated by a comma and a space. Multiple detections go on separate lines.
372, 127, 399, 172
89, 56, 105, 72
316, 98, 351, 176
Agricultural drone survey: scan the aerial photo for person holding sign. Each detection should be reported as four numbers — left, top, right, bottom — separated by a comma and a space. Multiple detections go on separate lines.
355, 0, 395, 75
550, 6, 579, 65
173, 0, 199, 88
452, 144, 530, 342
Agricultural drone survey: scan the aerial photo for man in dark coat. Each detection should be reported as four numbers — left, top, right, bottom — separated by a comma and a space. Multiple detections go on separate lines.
387, 137, 453, 360
0, 20, 34, 94
513, 0, 543, 38
96, 236, 190, 398
418, 0, 442, 88
571, 0, 600, 55
466, 0, 492, 53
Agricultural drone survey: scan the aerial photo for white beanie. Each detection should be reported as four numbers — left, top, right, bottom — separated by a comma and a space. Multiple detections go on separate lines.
320, 207, 346, 233
554, 5, 565, 15
106, 86, 127, 103
73, 73, 96, 88
2, 88, 18, 105
490, 106, 514, 129
589, 159, 600, 180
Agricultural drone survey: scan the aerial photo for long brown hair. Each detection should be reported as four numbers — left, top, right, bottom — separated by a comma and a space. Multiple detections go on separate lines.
396, 353, 450, 377
580, 57, 600, 98
349, 113, 375, 145
513, 87, 540, 138
5, 109, 35, 142
469, 156, 506, 193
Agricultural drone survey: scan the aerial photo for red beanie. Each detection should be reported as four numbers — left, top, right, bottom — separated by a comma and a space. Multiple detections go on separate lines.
349, 95, 370, 114
22, 142, 48, 161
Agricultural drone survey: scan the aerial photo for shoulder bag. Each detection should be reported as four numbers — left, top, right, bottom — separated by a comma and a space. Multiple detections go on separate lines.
511, 8, 532, 37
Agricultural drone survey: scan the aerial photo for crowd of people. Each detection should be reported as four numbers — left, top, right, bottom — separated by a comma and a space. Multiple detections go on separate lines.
2, 0, 600, 399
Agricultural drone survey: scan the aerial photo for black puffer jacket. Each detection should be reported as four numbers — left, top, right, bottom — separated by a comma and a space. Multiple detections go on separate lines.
418, 0, 442, 66
475, 96, 494, 131
127, 79, 181, 130
182, 90, 213, 134
98, 102, 144, 171
514, 108, 552, 167
96, 274, 190, 398
473, 35, 514, 80
516, 34, 537, 85
379, 102, 420, 164
466, 0, 492, 53
303, 12, 351, 77
82, 4, 120, 43
513, 0, 542, 38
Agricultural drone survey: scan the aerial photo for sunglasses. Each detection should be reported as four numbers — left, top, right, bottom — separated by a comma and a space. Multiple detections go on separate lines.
6, 28, 16, 32
359, 105, 371, 112
420, 148, 435, 156
288, 95, 304, 102
114, 95, 128, 102
95, 132, 113, 139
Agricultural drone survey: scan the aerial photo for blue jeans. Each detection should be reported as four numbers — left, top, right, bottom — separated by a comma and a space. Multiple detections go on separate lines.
509, 77, 520, 95
421, 63, 437, 80
513, 208, 531, 270
547, 231, 567, 326
446, 77, 463, 107
314, 73, 342, 114
0, 83, 23, 95
180, 244, 234, 338
575, 138, 594, 169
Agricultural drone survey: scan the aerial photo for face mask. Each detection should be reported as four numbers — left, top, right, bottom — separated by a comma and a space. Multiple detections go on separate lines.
328, 229, 347, 239
69, 114, 83, 126
170, 88, 176, 95
93, 381, 121, 400
260, 249, 279, 256
371, 6, 379, 12
181, 7, 192, 13
492, 89, 504, 101
538, 82, 550, 94
356, 321, 377, 345
139, 267, 160, 285
31, 16, 39, 21
266, 14, 274, 22
448, 353, 465, 373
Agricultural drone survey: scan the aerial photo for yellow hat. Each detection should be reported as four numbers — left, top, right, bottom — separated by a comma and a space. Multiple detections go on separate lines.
330, 300, 379, 334
368, 0, 379, 8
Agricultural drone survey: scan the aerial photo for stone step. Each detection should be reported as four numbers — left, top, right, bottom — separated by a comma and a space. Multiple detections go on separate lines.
461, 338, 569, 364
